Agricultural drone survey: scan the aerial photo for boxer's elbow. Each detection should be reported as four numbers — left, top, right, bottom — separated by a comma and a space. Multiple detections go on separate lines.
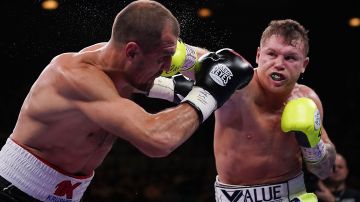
143, 148, 173, 158
141, 146, 174, 158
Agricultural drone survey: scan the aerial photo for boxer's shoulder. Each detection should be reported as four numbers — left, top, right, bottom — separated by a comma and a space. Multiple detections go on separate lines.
290, 84, 317, 98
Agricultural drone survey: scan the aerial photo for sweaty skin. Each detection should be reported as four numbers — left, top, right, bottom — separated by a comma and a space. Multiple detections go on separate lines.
213, 35, 332, 185
10, 27, 200, 176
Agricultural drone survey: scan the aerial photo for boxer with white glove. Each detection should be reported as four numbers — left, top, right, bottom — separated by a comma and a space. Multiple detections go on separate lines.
148, 74, 194, 103
183, 48, 253, 122
147, 39, 200, 102
150, 48, 254, 122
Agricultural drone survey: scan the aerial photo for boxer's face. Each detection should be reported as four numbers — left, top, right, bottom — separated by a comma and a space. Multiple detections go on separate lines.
128, 26, 177, 91
255, 35, 309, 93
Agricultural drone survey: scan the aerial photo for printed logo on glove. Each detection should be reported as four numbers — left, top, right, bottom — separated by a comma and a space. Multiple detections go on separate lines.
209, 64, 233, 86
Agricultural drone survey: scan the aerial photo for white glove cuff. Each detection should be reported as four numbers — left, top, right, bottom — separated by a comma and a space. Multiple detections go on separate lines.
182, 44, 197, 71
182, 87, 217, 122
301, 139, 327, 163
148, 77, 175, 102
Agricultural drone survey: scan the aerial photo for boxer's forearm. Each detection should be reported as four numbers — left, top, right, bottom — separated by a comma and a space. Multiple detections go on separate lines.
133, 103, 199, 158
306, 142, 336, 179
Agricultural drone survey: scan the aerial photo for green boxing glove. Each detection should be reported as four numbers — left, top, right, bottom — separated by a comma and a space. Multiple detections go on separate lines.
281, 97, 326, 163
161, 40, 198, 77
291, 193, 318, 202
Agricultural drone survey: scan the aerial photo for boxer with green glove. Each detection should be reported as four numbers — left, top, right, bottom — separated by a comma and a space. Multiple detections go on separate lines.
149, 48, 254, 122
281, 97, 336, 179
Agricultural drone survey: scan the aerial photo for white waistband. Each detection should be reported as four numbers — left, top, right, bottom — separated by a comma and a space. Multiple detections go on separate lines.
0, 138, 94, 202
214, 173, 306, 202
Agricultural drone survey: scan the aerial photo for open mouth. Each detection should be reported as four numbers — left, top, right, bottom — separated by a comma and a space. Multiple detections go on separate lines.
270, 72, 285, 81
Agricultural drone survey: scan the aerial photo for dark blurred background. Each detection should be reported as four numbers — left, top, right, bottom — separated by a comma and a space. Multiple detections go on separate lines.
0, 0, 359, 201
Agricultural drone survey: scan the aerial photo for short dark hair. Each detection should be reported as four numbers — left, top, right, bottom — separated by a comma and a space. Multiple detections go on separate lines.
260, 19, 309, 56
111, 0, 180, 53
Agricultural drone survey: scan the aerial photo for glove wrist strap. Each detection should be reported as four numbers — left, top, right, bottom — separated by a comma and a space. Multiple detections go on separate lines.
182, 87, 217, 122
182, 44, 198, 71
301, 139, 326, 163
148, 77, 175, 102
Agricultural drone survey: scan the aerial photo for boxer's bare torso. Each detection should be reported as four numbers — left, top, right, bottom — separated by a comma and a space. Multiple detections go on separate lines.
11, 50, 119, 176
214, 71, 324, 185
10, 35, 197, 177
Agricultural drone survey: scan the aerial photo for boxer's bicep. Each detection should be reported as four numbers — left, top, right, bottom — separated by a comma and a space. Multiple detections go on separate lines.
62, 67, 152, 139
77, 96, 153, 140
63, 65, 199, 157
77, 97, 199, 157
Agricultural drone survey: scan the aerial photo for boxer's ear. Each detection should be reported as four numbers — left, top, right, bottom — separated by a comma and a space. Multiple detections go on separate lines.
125, 42, 140, 59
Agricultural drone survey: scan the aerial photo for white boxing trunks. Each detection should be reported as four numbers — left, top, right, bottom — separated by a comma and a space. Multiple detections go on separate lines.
0, 138, 94, 202
215, 173, 317, 202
